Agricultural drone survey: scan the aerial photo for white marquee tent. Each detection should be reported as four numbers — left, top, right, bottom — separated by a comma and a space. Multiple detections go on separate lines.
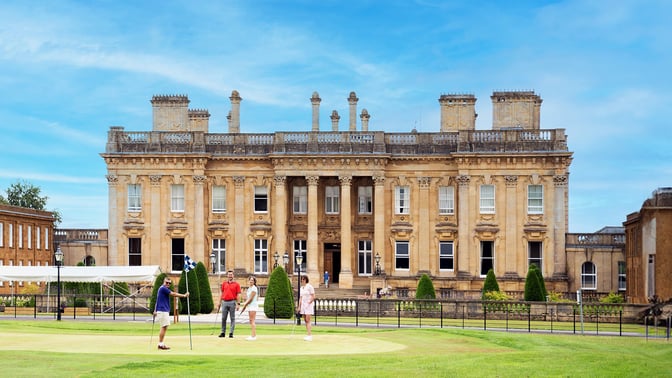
0, 265, 161, 283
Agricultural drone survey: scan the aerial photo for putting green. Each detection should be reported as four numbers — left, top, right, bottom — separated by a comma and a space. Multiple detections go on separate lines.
0, 332, 406, 355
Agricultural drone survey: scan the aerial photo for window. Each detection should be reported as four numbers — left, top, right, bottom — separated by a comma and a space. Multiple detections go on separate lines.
480, 241, 494, 276
212, 239, 226, 274
36, 227, 40, 250
395, 241, 410, 270
358, 240, 373, 275
395, 186, 410, 214
171, 184, 185, 212
358, 186, 373, 214
528, 185, 543, 214
212, 185, 226, 213
294, 240, 307, 273
254, 239, 268, 274
325, 186, 340, 214
18, 225, 23, 249
581, 262, 597, 290
44, 227, 49, 250
129, 238, 141, 266
438, 186, 455, 215
254, 186, 268, 213
439, 241, 454, 271
128, 184, 142, 212
170, 238, 185, 271
27, 226, 32, 249
9, 224, 13, 248
293, 186, 307, 214
479, 185, 495, 214
0, 222, 3, 247
618, 261, 626, 291
528, 242, 542, 270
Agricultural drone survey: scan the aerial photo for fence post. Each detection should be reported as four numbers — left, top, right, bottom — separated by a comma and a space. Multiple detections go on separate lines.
528, 304, 531, 332
355, 300, 359, 327
483, 302, 487, 330
397, 300, 401, 328
440, 302, 443, 329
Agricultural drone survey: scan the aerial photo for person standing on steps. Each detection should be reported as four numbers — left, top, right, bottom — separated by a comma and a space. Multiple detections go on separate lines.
219, 270, 241, 338
300, 274, 315, 341
323, 270, 329, 289
240, 275, 258, 341
155, 277, 189, 350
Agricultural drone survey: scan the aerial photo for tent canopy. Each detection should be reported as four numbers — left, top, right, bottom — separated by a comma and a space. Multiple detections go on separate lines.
0, 266, 160, 283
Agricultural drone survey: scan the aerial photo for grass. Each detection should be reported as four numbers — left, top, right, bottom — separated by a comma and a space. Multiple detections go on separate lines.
0, 319, 670, 377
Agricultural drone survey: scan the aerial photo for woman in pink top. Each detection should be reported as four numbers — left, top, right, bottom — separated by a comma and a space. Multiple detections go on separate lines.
299, 275, 315, 341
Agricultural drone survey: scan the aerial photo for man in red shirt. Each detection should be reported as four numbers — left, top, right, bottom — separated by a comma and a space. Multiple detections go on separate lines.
219, 270, 242, 338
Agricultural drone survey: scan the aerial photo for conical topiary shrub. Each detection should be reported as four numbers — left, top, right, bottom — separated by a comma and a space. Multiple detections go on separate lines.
524, 265, 544, 301
482, 268, 500, 298
532, 264, 548, 300
415, 273, 436, 299
178, 268, 201, 314
264, 266, 295, 319
195, 262, 215, 314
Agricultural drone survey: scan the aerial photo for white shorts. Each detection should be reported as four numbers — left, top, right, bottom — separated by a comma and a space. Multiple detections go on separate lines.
156, 311, 170, 327
247, 304, 259, 312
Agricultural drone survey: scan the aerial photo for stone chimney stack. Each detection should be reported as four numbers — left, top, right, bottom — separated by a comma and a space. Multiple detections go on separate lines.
330, 110, 340, 131
229, 90, 242, 133
438, 94, 477, 132
348, 91, 358, 131
360, 109, 370, 131
491, 91, 542, 130
151, 95, 190, 131
188, 109, 210, 132
311, 91, 321, 131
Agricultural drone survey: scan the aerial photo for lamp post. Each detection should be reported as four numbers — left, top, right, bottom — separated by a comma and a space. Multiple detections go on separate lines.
210, 251, 216, 274
375, 252, 381, 276
273, 251, 279, 269
295, 251, 303, 325
54, 247, 64, 321
282, 251, 289, 272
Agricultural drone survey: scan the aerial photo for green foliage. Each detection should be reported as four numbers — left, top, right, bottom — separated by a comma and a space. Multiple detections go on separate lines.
532, 265, 548, 299
109, 282, 130, 296
547, 291, 573, 302
178, 269, 201, 314
483, 290, 511, 301
482, 269, 500, 298
264, 266, 295, 319
415, 274, 436, 299
0, 180, 62, 224
524, 265, 545, 301
600, 292, 625, 304
195, 262, 215, 313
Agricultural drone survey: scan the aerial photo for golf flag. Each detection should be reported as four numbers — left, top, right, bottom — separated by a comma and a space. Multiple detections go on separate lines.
184, 255, 197, 272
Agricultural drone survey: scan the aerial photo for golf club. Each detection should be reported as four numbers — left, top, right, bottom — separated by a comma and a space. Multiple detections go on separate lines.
149, 313, 156, 348
210, 304, 221, 335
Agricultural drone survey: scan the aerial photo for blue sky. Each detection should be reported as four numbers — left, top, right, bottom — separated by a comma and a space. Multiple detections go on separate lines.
0, 0, 670, 232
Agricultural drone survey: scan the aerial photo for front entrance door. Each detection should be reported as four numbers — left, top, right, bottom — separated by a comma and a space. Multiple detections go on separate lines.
324, 243, 341, 284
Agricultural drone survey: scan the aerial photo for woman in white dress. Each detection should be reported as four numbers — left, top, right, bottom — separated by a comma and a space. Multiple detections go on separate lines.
299, 275, 315, 341
241, 275, 258, 340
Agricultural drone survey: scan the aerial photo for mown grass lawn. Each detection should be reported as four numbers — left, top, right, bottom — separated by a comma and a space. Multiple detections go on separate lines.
0, 320, 669, 377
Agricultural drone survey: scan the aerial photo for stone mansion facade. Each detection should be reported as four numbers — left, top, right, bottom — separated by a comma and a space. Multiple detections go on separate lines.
100, 90, 575, 297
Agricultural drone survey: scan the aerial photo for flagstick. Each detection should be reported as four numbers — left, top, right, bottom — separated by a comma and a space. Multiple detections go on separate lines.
185, 270, 193, 350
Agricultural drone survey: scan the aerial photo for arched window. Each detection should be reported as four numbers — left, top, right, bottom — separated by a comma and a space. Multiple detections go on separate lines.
581, 262, 596, 290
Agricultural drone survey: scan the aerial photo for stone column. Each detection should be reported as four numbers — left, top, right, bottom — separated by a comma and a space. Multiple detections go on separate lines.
229, 90, 242, 133
373, 175, 386, 274
193, 175, 206, 262
417, 177, 431, 274
311, 92, 321, 131
504, 175, 518, 276
307, 175, 320, 281
274, 175, 288, 258
456, 175, 471, 278
348, 91, 358, 131
553, 175, 568, 279
339, 174, 354, 288
233, 176, 246, 271
360, 109, 370, 132
330, 110, 340, 131
149, 175, 162, 267
106, 175, 119, 266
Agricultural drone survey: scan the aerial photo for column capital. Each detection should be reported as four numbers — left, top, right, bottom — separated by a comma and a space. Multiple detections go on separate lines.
456, 175, 470, 186
233, 176, 246, 188
306, 175, 320, 186
339, 175, 352, 186
417, 176, 431, 189
106, 174, 118, 184
193, 175, 207, 184
553, 175, 568, 187
274, 175, 287, 186
505, 175, 518, 187
373, 175, 386, 186
149, 175, 162, 185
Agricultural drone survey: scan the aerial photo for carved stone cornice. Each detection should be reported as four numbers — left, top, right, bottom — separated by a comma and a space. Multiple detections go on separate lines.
306, 175, 319, 186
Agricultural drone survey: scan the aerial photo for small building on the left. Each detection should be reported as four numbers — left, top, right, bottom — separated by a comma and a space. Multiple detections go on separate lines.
0, 203, 56, 294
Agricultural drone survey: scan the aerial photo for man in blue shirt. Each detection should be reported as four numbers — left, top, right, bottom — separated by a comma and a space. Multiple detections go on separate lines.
154, 277, 189, 350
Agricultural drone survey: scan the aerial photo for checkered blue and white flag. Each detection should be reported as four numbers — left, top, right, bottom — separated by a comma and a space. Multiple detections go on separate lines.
184, 255, 197, 272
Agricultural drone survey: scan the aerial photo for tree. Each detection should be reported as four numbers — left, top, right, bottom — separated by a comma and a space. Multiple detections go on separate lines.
482, 268, 500, 298
195, 262, 215, 313
264, 266, 295, 319
524, 265, 545, 301
532, 265, 548, 300
178, 268, 201, 314
415, 273, 436, 299
0, 180, 62, 224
